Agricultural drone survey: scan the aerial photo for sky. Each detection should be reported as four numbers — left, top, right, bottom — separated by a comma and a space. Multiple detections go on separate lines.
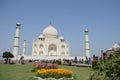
0, 0, 120, 57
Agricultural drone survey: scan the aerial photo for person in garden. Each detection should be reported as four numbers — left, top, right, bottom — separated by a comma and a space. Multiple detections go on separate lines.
19, 56, 24, 64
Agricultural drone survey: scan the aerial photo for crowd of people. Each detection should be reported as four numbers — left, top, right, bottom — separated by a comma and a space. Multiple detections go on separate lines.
28, 56, 91, 66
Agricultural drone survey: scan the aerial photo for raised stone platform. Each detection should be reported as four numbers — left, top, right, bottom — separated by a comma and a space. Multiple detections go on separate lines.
16, 55, 86, 60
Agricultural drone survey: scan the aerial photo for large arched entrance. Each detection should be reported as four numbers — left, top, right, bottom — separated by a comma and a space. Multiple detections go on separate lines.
48, 44, 57, 56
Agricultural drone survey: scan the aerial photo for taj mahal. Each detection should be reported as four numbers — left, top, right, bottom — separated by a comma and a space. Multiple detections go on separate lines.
12, 22, 90, 60
32, 24, 69, 57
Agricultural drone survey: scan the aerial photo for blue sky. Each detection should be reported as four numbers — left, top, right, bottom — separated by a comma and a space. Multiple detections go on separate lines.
0, 0, 120, 57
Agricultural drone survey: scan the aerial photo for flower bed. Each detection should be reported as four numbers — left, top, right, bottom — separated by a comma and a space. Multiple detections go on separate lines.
36, 61, 58, 69
31, 61, 58, 72
36, 68, 73, 79
32, 61, 73, 79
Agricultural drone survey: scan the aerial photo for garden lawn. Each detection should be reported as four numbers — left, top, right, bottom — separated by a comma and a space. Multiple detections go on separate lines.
0, 63, 91, 80
0, 63, 35, 80
59, 65, 91, 80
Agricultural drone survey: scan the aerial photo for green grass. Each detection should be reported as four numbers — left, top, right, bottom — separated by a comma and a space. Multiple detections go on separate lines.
59, 65, 91, 80
0, 63, 91, 80
0, 63, 35, 80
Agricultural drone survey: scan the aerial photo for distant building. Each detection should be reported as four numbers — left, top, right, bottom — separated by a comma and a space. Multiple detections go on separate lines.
32, 24, 70, 57
101, 43, 120, 60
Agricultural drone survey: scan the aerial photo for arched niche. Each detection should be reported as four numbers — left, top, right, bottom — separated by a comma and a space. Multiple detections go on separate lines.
48, 44, 57, 56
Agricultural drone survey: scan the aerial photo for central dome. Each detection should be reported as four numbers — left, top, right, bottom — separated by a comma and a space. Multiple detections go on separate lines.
42, 25, 58, 38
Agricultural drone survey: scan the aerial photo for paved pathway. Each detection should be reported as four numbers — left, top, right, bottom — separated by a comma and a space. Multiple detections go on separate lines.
75, 63, 92, 67
64, 63, 92, 67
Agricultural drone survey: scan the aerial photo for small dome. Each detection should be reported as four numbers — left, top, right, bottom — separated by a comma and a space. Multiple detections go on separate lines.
16, 22, 21, 26
113, 43, 120, 49
16, 22, 20, 24
108, 48, 112, 50
42, 25, 58, 38
85, 29, 88, 32
59, 36, 64, 40
38, 35, 45, 38
112, 43, 120, 51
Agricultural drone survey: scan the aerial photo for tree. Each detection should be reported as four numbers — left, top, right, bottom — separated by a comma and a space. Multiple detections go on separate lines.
2, 51, 14, 64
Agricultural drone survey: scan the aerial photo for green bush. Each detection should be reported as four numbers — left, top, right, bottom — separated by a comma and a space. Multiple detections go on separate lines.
92, 61, 99, 69
90, 51, 120, 80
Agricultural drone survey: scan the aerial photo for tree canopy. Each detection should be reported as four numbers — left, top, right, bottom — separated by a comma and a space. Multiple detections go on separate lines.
2, 51, 14, 58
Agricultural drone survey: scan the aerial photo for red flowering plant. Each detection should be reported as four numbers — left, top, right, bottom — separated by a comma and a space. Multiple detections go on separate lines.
31, 61, 58, 72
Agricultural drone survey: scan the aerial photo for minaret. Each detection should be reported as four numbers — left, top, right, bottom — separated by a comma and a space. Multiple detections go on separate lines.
85, 29, 90, 58
13, 22, 21, 60
22, 40, 26, 56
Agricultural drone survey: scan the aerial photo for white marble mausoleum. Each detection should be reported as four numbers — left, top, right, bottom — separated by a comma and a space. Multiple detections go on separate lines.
32, 24, 70, 57
12, 22, 88, 60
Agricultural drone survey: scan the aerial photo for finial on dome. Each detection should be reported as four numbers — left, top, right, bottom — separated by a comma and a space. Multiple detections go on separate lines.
50, 21, 52, 25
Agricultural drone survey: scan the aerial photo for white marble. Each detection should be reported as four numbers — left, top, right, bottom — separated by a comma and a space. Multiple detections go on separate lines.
32, 24, 70, 57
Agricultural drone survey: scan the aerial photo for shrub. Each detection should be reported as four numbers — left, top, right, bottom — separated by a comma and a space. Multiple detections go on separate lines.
92, 61, 99, 69
90, 51, 120, 80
